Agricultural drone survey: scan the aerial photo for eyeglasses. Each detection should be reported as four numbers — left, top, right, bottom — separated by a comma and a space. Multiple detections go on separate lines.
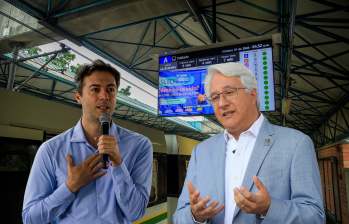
206, 88, 247, 106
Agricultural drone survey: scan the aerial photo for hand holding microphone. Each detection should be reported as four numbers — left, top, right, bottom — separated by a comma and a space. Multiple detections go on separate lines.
97, 113, 122, 169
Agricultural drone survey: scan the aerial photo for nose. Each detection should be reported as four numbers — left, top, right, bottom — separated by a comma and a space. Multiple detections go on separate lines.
218, 93, 229, 108
99, 88, 109, 100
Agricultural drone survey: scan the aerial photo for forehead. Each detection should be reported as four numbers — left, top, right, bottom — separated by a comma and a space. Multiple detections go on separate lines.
209, 73, 243, 93
83, 70, 116, 85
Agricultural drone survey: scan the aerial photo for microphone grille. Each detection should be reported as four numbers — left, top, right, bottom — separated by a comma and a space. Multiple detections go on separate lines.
99, 113, 111, 124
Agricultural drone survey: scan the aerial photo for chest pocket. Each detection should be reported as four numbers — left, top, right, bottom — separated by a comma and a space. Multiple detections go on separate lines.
257, 168, 283, 183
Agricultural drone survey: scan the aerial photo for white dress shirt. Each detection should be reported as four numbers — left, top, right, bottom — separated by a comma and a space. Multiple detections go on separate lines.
224, 113, 264, 224
192, 114, 264, 224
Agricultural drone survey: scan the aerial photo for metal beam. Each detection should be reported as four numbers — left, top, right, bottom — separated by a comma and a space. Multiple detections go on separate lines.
81, 11, 188, 38
7, 42, 25, 90
296, 21, 349, 45
84, 37, 175, 50
162, 18, 187, 46
180, 0, 213, 43
296, 18, 349, 23
50, 79, 57, 99
204, 14, 240, 39
47, 0, 51, 17
130, 15, 189, 67
294, 40, 339, 49
168, 18, 208, 44
5, 0, 45, 19
296, 4, 349, 18
292, 49, 349, 74
289, 90, 349, 135
129, 22, 151, 67
292, 53, 349, 96
284, 0, 297, 99
294, 32, 348, 73
203, 10, 278, 24
50, 0, 111, 18
207, 14, 259, 36
234, 0, 282, 18
14, 53, 57, 91
82, 40, 157, 88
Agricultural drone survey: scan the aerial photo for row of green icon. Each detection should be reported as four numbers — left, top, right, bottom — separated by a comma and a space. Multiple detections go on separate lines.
263, 52, 269, 110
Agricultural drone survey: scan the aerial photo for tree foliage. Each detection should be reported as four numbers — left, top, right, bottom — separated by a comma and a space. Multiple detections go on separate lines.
24, 46, 42, 56
44, 51, 76, 69
23, 46, 78, 72
70, 63, 85, 74
118, 86, 131, 96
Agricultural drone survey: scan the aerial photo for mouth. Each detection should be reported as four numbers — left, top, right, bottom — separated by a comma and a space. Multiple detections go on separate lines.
223, 111, 235, 117
97, 105, 110, 111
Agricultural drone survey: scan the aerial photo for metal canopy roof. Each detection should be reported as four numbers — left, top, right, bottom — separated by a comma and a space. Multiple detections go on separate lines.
0, 51, 208, 141
0, 0, 349, 148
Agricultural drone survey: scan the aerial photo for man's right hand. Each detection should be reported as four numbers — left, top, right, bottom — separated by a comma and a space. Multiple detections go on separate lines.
187, 181, 225, 222
65, 153, 107, 194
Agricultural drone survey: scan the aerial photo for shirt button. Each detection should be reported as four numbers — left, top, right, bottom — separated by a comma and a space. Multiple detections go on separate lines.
68, 200, 71, 203
86, 143, 89, 146
232, 200, 235, 204
100, 215, 103, 219
235, 176, 238, 179
99, 194, 102, 198
237, 153, 241, 156
115, 175, 119, 178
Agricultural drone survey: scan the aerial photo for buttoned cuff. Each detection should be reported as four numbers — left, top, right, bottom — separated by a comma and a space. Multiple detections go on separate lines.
52, 182, 76, 206
110, 161, 131, 185
191, 213, 208, 224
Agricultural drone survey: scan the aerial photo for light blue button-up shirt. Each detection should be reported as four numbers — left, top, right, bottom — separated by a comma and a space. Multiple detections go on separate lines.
22, 119, 153, 224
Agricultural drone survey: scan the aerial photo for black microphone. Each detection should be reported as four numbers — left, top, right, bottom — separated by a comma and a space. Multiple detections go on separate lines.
232, 149, 236, 153
99, 113, 112, 169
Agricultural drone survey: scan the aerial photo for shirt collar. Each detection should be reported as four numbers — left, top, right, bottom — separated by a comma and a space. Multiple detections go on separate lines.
224, 113, 265, 143
70, 117, 121, 143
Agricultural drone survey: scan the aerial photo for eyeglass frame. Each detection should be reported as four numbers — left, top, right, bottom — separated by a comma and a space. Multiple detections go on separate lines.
206, 87, 247, 106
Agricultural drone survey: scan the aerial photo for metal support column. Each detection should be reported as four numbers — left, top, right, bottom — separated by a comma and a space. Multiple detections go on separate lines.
7, 42, 25, 90
282, 0, 297, 126
212, 0, 216, 43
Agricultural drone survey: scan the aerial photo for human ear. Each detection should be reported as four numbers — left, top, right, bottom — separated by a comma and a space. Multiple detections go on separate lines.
75, 91, 82, 105
251, 89, 257, 103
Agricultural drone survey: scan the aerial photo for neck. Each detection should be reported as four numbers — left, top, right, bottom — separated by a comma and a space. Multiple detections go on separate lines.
229, 111, 260, 140
81, 116, 101, 149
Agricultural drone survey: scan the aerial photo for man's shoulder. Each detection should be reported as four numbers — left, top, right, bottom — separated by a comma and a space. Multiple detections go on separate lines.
195, 132, 224, 150
116, 125, 150, 144
270, 123, 308, 140
42, 127, 75, 149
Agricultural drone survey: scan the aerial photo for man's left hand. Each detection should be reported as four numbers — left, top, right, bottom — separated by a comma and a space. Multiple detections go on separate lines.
94, 135, 122, 167
234, 175, 271, 217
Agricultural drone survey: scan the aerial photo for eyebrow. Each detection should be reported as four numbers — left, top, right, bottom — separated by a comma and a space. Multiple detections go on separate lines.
89, 84, 116, 88
211, 85, 236, 95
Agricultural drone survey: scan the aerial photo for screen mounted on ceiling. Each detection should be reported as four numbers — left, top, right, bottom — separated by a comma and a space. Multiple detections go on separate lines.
157, 39, 275, 117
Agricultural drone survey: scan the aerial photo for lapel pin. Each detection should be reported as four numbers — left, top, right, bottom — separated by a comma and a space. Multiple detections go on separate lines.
264, 139, 270, 146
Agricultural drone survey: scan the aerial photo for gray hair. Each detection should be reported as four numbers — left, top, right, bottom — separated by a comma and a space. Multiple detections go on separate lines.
204, 62, 260, 111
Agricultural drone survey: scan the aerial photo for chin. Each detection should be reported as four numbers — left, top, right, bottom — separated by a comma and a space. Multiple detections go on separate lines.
219, 118, 239, 130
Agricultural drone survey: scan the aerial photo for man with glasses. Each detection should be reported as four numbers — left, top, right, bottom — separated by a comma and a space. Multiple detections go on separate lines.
173, 62, 325, 224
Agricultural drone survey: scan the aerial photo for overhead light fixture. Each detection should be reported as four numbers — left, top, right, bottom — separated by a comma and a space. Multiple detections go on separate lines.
282, 97, 292, 115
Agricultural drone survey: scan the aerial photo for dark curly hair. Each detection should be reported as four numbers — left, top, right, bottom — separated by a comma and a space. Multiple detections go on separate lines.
74, 59, 121, 96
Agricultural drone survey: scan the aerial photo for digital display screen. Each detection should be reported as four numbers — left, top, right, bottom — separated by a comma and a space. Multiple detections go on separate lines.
157, 39, 275, 117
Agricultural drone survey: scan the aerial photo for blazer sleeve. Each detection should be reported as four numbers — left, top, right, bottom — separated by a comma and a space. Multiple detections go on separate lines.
261, 134, 325, 224
173, 145, 204, 224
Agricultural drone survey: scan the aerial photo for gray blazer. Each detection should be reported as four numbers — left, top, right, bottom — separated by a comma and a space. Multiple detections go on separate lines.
173, 118, 325, 224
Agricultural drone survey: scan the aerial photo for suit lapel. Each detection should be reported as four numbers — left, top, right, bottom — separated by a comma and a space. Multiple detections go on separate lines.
209, 133, 226, 222
233, 118, 275, 219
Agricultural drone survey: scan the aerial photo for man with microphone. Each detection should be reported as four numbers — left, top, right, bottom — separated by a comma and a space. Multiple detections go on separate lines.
22, 59, 153, 224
